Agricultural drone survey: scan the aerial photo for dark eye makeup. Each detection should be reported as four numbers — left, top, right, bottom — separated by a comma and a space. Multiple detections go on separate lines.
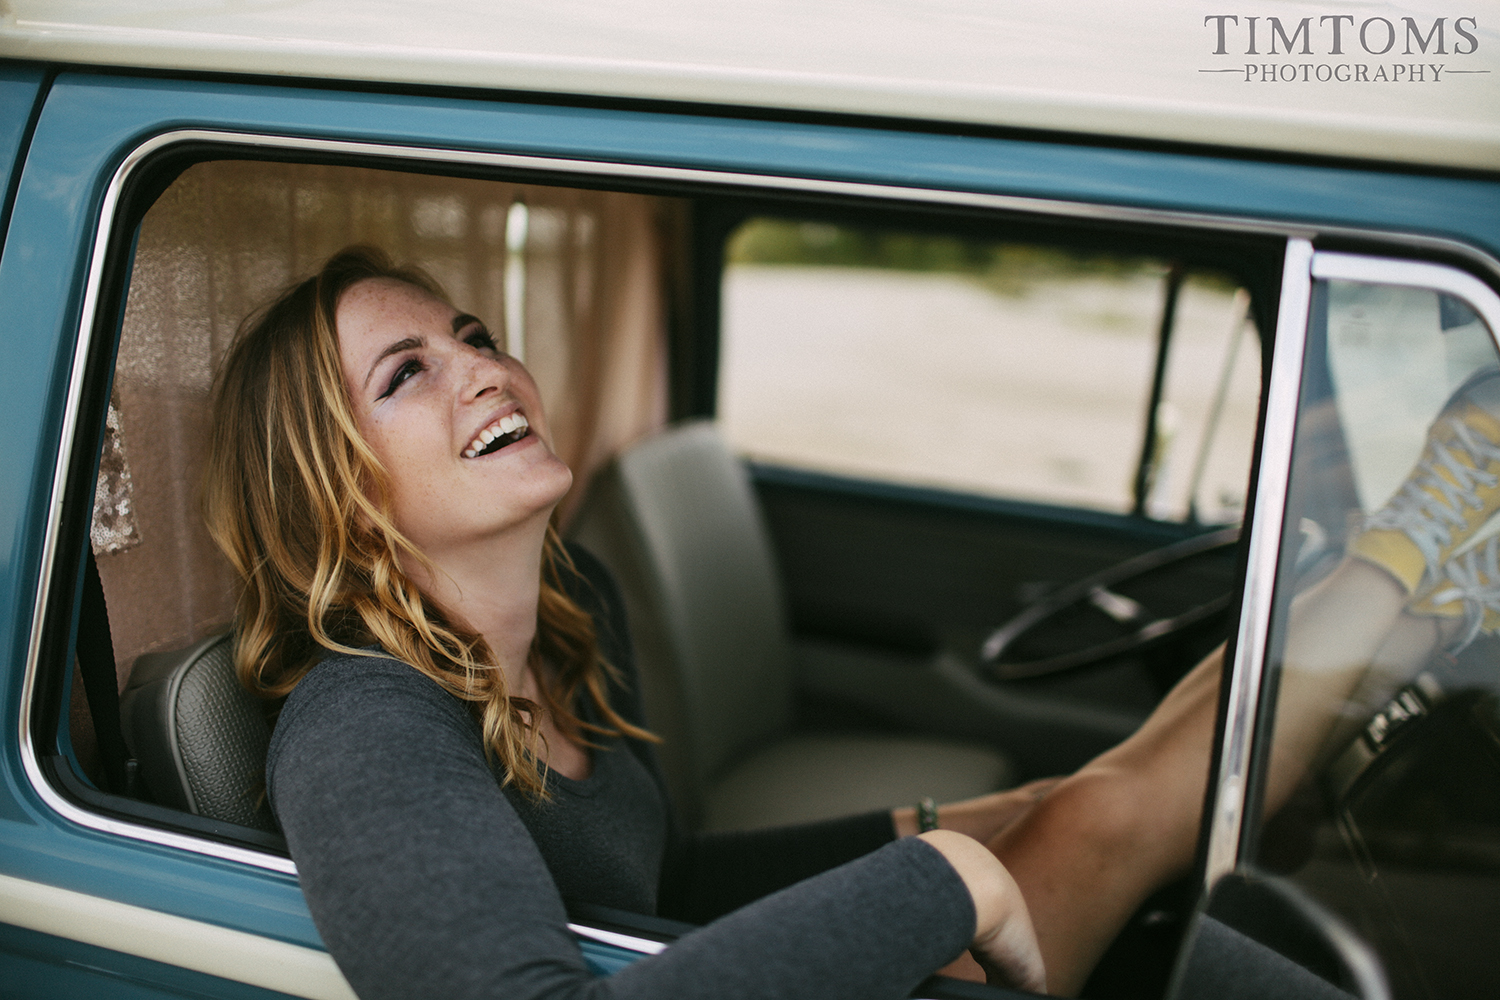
374, 323, 498, 401
379, 358, 425, 399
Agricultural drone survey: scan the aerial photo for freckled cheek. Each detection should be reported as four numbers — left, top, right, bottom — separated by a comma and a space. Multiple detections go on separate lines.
380, 449, 449, 537
362, 420, 451, 498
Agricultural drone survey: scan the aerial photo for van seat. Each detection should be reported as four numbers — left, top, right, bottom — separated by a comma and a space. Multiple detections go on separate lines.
569, 420, 1013, 831
119, 633, 278, 834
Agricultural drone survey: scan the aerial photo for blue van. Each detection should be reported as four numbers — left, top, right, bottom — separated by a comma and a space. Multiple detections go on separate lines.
0, 2, 1496, 997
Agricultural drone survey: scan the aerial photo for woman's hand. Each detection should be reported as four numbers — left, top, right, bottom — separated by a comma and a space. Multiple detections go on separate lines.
919, 829, 1047, 993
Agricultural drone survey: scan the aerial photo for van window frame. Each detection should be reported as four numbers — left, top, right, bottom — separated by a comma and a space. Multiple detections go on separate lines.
18, 125, 1500, 929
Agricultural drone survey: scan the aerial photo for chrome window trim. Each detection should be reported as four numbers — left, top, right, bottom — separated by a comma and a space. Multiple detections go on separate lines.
1313, 252, 1500, 328
17, 127, 1500, 881
1202, 248, 1500, 892
1201, 237, 1314, 889
568, 923, 668, 956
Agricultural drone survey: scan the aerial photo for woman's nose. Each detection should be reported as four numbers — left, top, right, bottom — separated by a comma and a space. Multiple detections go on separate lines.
460, 347, 506, 401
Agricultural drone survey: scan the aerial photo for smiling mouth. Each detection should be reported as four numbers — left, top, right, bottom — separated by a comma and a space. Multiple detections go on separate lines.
463, 412, 531, 458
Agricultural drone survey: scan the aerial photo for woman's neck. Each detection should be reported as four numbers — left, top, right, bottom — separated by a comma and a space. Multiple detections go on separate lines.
404, 510, 550, 692
408, 511, 593, 780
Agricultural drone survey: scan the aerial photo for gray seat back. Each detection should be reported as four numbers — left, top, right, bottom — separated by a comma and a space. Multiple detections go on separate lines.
119, 632, 278, 833
570, 421, 794, 826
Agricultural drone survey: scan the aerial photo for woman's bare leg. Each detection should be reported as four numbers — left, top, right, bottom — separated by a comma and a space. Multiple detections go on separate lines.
955, 374, 1500, 991
983, 557, 1413, 994
983, 650, 1221, 995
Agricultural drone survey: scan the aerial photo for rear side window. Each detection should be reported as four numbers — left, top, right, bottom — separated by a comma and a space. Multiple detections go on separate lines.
717, 219, 1260, 521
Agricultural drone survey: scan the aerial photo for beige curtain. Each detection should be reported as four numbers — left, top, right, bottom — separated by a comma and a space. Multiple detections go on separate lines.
96, 160, 671, 686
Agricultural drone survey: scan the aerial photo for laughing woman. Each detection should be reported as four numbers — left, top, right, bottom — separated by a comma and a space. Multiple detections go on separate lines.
205, 246, 1044, 1000
207, 245, 1472, 1000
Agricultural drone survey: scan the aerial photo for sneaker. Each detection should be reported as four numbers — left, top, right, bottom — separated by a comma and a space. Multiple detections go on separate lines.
1349, 367, 1500, 594
1409, 534, 1500, 653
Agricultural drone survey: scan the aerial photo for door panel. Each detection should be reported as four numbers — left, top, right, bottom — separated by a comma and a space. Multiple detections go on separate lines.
756, 469, 1239, 776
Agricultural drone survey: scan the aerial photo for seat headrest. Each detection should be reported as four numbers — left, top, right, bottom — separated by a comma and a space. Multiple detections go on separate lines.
119, 632, 278, 834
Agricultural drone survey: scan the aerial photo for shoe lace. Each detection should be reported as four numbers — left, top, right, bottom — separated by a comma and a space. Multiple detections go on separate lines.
1366, 415, 1500, 575
1429, 535, 1500, 653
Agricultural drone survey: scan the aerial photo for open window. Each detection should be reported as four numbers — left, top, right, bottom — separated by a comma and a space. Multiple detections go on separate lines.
30, 130, 1290, 998
704, 209, 1279, 791
718, 217, 1261, 523
40, 153, 681, 858
37, 146, 1291, 856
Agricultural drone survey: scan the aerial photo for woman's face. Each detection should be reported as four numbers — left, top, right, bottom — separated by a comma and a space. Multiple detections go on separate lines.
336, 277, 573, 561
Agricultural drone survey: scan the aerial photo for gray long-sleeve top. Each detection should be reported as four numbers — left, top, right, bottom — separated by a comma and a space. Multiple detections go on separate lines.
266, 548, 976, 999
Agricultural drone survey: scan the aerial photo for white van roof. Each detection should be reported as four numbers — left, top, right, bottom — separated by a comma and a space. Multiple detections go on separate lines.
2, 0, 1495, 171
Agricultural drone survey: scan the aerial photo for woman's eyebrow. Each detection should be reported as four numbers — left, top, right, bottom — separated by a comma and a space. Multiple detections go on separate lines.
364, 336, 423, 389
451, 313, 483, 333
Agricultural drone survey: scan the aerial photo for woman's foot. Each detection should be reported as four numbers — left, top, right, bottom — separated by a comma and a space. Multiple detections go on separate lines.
1349, 367, 1500, 594
1409, 534, 1500, 652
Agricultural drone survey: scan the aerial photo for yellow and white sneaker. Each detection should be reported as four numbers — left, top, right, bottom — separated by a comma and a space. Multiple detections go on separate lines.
1409, 534, 1500, 653
1350, 367, 1500, 595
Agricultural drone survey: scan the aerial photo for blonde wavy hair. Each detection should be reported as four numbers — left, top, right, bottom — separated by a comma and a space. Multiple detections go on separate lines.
204, 245, 651, 799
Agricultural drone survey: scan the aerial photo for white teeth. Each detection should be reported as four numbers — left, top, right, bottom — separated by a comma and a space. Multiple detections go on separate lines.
464, 412, 530, 457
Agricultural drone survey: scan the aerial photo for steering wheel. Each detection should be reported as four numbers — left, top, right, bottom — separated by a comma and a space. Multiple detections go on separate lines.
980, 526, 1240, 682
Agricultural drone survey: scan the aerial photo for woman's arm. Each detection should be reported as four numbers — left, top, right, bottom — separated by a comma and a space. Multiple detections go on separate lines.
270, 654, 1000, 1000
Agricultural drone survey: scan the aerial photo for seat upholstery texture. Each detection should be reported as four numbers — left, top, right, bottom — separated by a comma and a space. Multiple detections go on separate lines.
119, 632, 278, 833
569, 420, 1013, 831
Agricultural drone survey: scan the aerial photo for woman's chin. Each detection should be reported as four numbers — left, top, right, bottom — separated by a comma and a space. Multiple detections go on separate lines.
534, 451, 575, 507
506, 454, 575, 527
478, 434, 573, 503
